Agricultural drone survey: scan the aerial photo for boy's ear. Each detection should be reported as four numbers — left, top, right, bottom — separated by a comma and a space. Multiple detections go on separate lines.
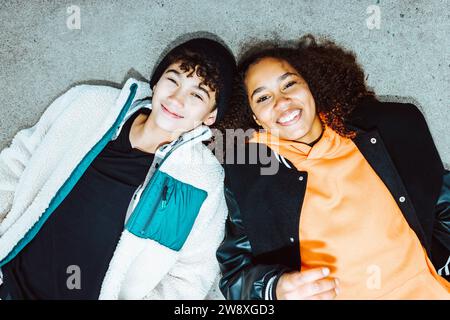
203, 108, 218, 126
253, 114, 262, 126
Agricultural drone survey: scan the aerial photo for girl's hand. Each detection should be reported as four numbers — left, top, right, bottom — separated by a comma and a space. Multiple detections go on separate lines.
275, 267, 339, 300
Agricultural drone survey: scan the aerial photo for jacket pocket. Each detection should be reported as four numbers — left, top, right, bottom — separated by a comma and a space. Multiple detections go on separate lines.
125, 170, 207, 251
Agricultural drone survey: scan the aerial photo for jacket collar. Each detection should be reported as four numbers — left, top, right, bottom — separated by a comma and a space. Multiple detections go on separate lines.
250, 124, 430, 254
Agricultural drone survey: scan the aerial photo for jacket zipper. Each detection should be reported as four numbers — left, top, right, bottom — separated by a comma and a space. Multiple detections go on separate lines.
161, 185, 168, 209
133, 129, 209, 233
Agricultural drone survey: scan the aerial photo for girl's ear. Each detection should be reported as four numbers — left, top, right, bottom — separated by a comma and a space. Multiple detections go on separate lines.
203, 108, 218, 126
252, 114, 262, 127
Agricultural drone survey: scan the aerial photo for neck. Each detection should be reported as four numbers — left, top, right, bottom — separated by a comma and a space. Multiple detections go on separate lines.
131, 113, 180, 153
295, 114, 323, 145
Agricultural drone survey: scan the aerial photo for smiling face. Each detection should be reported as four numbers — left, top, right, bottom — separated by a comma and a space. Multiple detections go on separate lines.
244, 57, 323, 143
150, 61, 217, 135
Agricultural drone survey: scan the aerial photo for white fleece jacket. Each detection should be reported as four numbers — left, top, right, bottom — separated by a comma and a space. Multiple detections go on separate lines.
0, 78, 227, 300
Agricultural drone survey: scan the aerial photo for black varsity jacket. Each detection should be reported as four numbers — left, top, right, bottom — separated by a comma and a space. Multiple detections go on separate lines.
217, 98, 450, 300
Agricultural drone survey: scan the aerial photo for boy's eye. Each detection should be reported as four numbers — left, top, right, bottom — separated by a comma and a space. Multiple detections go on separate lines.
283, 81, 297, 90
192, 92, 204, 101
256, 95, 270, 104
167, 78, 178, 85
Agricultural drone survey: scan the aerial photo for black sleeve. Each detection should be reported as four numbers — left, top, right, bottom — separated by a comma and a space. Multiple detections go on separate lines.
216, 187, 291, 300
431, 170, 450, 281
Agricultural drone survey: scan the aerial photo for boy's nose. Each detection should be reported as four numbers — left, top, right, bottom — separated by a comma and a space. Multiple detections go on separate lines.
168, 92, 184, 110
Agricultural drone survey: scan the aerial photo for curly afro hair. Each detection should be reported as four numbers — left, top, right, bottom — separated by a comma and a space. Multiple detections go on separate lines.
218, 34, 374, 138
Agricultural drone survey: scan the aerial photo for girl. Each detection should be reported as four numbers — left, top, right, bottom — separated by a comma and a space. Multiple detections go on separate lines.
217, 35, 450, 300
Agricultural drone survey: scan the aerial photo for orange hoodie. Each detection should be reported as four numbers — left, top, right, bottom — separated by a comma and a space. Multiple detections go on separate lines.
250, 126, 450, 299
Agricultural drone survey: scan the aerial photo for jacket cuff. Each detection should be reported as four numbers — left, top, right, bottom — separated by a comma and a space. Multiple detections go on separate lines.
264, 272, 285, 300
264, 275, 276, 300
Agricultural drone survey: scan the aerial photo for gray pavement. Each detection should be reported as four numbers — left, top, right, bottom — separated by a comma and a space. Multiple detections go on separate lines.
0, 0, 448, 166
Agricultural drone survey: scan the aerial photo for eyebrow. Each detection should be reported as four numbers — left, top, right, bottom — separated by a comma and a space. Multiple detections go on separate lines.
165, 69, 211, 99
165, 69, 181, 76
197, 86, 211, 98
250, 72, 297, 100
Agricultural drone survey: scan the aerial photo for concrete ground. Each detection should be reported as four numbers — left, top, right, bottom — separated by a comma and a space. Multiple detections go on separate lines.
0, 0, 449, 166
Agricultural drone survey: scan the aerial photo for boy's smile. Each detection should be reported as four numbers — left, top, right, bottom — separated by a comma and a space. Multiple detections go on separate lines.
161, 104, 184, 119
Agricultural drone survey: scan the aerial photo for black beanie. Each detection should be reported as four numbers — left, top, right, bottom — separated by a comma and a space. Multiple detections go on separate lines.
150, 38, 236, 122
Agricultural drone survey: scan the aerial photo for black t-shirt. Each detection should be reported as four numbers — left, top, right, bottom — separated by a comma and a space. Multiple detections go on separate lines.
0, 108, 154, 300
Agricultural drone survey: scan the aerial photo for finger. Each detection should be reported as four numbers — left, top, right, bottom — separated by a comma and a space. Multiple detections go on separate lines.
292, 267, 331, 286
300, 278, 339, 298
306, 288, 338, 300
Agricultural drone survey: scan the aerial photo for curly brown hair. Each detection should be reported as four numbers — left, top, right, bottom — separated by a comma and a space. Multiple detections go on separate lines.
164, 49, 221, 108
219, 34, 374, 137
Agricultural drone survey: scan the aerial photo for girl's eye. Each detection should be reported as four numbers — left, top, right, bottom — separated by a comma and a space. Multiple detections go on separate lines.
256, 95, 270, 104
283, 81, 297, 90
192, 92, 204, 101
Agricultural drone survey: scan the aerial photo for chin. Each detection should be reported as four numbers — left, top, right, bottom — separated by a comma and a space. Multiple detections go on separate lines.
155, 117, 181, 132
277, 126, 307, 141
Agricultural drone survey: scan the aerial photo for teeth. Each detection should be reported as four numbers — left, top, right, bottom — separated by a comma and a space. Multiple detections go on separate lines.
278, 109, 300, 124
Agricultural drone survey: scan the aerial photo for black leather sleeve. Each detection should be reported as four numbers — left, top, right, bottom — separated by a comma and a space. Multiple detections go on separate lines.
431, 170, 450, 280
216, 187, 291, 300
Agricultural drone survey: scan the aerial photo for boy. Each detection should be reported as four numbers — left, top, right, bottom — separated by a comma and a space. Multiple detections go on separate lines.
0, 37, 235, 299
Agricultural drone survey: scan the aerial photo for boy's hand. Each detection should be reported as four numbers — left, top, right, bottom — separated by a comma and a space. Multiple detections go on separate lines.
275, 267, 339, 300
